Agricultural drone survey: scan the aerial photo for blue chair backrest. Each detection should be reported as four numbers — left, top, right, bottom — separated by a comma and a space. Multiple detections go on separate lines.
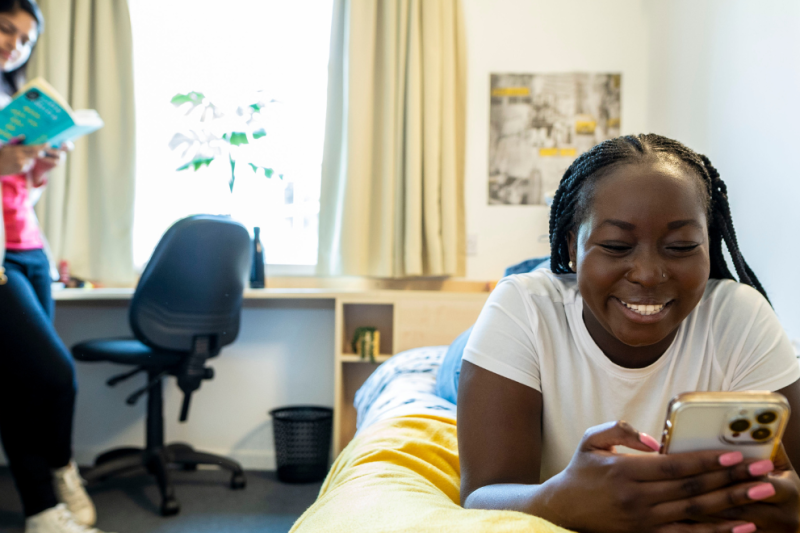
130, 215, 251, 353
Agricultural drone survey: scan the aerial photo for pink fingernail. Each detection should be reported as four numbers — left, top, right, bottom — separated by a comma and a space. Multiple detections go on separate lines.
732, 523, 756, 533
748, 459, 774, 477
719, 451, 744, 466
748, 482, 776, 501
639, 432, 660, 451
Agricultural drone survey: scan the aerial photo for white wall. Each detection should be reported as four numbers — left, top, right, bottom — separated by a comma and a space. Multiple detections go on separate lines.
462, 0, 651, 280
462, 0, 800, 340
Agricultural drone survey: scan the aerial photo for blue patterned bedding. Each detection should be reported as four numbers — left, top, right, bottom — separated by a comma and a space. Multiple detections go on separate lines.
354, 346, 457, 434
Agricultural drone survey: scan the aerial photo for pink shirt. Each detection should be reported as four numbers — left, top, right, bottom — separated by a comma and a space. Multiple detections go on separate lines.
2, 173, 43, 250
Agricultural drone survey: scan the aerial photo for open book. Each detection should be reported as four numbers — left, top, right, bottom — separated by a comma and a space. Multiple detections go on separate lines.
0, 78, 103, 146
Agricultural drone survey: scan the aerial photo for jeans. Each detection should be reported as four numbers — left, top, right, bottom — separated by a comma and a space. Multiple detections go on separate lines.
0, 249, 77, 517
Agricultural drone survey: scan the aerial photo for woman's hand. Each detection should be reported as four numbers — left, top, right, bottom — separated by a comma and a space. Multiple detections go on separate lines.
710, 443, 800, 532
0, 142, 46, 175
540, 421, 778, 533
30, 148, 65, 186
29, 142, 71, 186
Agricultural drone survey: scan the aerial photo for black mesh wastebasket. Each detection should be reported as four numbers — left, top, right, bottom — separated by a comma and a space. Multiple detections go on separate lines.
270, 406, 333, 483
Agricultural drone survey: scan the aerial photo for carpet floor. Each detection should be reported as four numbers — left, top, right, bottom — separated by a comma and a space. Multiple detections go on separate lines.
0, 466, 322, 533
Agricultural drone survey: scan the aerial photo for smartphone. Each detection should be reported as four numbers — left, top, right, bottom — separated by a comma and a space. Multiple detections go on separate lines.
661, 391, 790, 460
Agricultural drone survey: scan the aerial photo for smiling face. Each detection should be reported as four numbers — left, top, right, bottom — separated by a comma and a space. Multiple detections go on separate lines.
568, 156, 711, 364
0, 8, 37, 73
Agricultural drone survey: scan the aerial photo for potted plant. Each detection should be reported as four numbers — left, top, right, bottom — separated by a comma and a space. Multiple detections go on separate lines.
168, 90, 280, 192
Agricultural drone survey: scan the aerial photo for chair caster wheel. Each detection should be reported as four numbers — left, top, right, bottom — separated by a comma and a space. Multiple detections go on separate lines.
231, 472, 246, 490
161, 497, 180, 516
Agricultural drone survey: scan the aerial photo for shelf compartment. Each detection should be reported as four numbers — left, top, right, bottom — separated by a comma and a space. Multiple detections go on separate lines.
340, 354, 392, 364
342, 303, 393, 355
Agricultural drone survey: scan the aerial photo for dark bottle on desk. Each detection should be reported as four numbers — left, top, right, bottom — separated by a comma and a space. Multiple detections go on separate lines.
250, 227, 266, 288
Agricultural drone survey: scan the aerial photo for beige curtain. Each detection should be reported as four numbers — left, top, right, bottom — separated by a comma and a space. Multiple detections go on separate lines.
29, 0, 136, 285
318, 0, 466, 277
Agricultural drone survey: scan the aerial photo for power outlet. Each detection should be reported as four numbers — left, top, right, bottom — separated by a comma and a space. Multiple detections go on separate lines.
466, 234, 478, 256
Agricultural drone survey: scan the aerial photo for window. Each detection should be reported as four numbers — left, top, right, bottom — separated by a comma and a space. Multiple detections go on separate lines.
129, 0, 333, 272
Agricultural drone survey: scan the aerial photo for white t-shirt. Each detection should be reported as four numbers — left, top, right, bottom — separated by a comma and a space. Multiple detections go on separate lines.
463, 270, 800, 482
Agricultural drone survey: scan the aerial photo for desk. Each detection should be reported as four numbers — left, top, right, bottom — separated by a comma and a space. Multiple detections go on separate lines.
54, 287, 490, 456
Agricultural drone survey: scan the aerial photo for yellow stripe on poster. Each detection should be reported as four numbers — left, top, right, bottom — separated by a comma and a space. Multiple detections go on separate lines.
491, 87, 530, 97
575, 120, 597, 134
539, 147, 578, 157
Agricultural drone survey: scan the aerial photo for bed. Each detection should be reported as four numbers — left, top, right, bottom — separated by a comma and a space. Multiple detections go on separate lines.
290, 347, 571, 533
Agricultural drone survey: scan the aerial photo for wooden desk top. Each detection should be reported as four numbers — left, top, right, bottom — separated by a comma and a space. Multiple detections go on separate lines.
53, 287, 347, 301
53, 286, 493, 302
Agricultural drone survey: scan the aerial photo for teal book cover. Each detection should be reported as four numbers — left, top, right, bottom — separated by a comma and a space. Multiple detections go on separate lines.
0, 78, 103, 146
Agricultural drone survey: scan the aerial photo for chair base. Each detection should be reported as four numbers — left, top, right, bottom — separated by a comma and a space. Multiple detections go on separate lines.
84, 442, 246, 516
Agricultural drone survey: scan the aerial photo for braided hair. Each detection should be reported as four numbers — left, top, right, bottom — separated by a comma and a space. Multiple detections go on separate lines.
548, 134, 769, 303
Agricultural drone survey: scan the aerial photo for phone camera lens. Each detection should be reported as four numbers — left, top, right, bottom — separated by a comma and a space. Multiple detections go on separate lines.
751, 427, 772, 441
729, 419, 751, 432
756, 411, 777, 424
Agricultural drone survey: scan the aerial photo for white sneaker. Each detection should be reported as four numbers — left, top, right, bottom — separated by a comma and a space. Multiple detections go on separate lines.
25, 504, 113, 533
52, 461, 96, 526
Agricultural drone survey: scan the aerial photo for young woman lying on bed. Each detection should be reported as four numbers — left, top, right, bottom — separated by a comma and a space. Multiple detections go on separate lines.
458, 134, 800, 533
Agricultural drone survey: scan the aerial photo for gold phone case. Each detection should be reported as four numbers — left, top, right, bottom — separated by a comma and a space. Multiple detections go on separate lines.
661, 391, 790, 460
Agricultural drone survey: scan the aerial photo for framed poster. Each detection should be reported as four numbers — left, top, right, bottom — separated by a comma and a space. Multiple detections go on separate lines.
488, 73, 621, 205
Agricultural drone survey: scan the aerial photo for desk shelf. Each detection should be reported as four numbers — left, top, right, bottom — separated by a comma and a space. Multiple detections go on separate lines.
333, 293, 489, 454
53, 285, 491, 458
336, 300, 395, 451
53, 286, 491, 454
340, 354, 393, 363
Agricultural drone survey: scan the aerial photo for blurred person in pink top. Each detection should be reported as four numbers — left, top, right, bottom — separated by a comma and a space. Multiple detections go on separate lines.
0, 2, 111, 533
2, 144, 61, 250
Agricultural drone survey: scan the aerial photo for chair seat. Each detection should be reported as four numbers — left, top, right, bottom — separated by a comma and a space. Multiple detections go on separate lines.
72, 338, 183, 368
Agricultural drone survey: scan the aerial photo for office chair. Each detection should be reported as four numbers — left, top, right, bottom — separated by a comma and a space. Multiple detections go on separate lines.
72, 215, 252, 516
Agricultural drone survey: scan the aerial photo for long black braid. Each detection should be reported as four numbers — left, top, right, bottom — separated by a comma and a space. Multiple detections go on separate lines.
548, 134, 769, 303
